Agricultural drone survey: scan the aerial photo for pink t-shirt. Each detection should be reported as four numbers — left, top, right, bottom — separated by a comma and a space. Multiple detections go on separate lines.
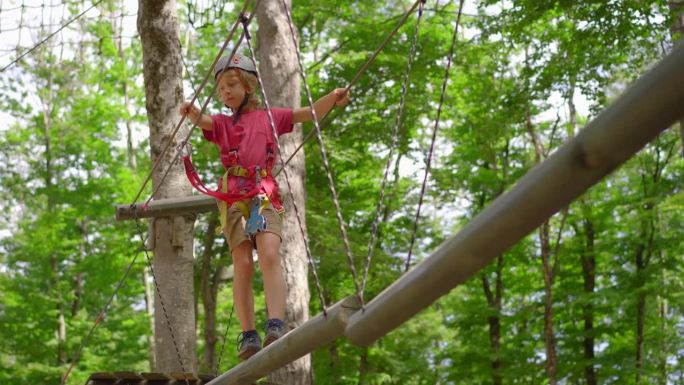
203, 108, 293, 195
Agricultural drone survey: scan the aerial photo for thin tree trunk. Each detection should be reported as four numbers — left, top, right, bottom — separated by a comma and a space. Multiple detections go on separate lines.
143, 266, 156, 370
635, 204, 655, 385
38, 58, 68, 365
72, 220, 88, 317
257, 0, 311, 383
201, 216, 220, 373
525, 95, 557, 384
539, 221, 557, 385
481, 256, 503, 385
635, 242, 646, 385
670, 0, 684, 157
138, 0, 196, 372
658, 297, 667, 385
568, 84, 598, 385
358, 347, 369, 385
581, 213, 597, 385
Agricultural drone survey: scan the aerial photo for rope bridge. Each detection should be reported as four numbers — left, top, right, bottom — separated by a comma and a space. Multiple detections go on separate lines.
24, 0, 680, 383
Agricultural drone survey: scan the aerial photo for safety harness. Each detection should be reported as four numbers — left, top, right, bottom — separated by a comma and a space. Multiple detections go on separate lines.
182, 116, 284, 239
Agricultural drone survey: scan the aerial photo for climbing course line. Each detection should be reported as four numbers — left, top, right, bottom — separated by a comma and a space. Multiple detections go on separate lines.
280, 0, 363, 303
275, 0, 427, 178
134, 220, 192, 385
61, 230, 146, 385
0, 0, 104, 72
405, 0, 465, 272
361, 0, 427, 299
241, 18, 329, 316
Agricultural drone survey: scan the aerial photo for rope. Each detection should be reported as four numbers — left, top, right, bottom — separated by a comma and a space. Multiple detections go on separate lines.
280, 0, 363, 303
361, 0, 426, 298
134, 220, 191, 385
215, 304, 235, 375
405, 0, 465, 272
0, 0, 104, 72
274, 0, 426, 178
61, 231, 145, 385
242, 17, 329, 316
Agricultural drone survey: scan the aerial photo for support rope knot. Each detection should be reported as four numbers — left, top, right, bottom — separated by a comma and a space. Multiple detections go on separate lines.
239, 12, 252, 40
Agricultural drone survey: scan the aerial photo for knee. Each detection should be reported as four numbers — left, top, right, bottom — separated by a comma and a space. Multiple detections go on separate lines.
258, 248, 280, 272
232, 246, 254, 277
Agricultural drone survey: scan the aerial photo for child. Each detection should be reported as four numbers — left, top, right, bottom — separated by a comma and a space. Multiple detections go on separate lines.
180, 53, 349, 360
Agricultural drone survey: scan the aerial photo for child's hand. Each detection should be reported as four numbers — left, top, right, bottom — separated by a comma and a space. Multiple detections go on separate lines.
179, 101, 201, 123
331, 88, 350, 107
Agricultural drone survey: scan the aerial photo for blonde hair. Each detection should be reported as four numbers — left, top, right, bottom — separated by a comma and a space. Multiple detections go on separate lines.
224, 68, 259, 110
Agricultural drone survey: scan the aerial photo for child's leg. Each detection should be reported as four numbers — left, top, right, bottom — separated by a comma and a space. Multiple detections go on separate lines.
255, 232, 286, 320
230, 240, 256, 331
224, 203, 257, 332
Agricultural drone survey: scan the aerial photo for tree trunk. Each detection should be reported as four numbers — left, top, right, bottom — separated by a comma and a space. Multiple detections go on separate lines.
539, 221, 557, 385
143, 266, 157, 370
257, 1, 312, 383
658, 297, 667, 385
138, 0, 196, 372
358, 347, 369, 385
201, 216, 220, 373
526, 98, 557, 385
481, 256, 503, 385
581, 213, 597, 385
635, 243, 646, 385
670, 0, 684, 157
635, 204, 655, 385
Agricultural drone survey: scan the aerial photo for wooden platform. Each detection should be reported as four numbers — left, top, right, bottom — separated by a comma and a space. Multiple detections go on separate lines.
86, 372, 215, 385
85, 372, 280, 385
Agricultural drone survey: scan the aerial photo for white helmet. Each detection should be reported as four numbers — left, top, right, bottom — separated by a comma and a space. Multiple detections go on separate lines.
214, 53, 257, 79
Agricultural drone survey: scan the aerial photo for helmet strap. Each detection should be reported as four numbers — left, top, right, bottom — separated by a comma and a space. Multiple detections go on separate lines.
232, 93, 251, 124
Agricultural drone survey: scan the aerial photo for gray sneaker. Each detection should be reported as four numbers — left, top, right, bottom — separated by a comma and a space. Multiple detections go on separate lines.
263, 319, 286, 347
237, 330, 261, 360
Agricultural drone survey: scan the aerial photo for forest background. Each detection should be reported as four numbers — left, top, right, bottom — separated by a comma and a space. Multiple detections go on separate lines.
1, 0, 683, 384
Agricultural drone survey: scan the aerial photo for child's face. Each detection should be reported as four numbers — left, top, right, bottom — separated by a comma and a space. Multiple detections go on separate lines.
217, 70, 248, 110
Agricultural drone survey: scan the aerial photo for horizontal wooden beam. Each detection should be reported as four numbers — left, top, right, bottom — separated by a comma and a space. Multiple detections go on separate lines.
344, 41, 684, 346
206, 296, 361, 385
115, 195, 217, 221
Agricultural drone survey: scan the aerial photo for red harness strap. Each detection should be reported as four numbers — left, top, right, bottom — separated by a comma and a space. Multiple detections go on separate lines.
182, 154, 284, 211
183, 117, 284, 210
182, 155, 262, 204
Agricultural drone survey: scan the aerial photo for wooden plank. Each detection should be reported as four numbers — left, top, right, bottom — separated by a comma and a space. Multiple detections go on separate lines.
113, 371, 145, 380
206, 296, 361, 385
88, 372, 117, 380
344, 39, 684, 346
169, 372, 198, 379
115, 195, 217, 221
141, 372, 173, 380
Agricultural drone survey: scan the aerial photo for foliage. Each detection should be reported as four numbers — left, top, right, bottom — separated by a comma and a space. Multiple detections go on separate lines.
1, 0, 682, 384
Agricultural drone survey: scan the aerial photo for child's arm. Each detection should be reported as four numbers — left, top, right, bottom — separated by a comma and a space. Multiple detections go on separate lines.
180, 101, 214, 131
292, 88, 350, 124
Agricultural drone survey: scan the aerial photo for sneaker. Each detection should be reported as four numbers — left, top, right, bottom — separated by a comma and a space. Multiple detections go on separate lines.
237, 330, 261, 360
263, 318, 286, 347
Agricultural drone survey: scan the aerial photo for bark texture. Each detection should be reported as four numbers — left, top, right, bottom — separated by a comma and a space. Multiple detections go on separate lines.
138, 0, 196, 372
257, 0, 312, 383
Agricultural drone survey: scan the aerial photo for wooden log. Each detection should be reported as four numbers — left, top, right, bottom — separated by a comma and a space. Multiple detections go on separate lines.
115, 195, 217, 221
206, 296, 361, 385
344, 40, 684, 346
